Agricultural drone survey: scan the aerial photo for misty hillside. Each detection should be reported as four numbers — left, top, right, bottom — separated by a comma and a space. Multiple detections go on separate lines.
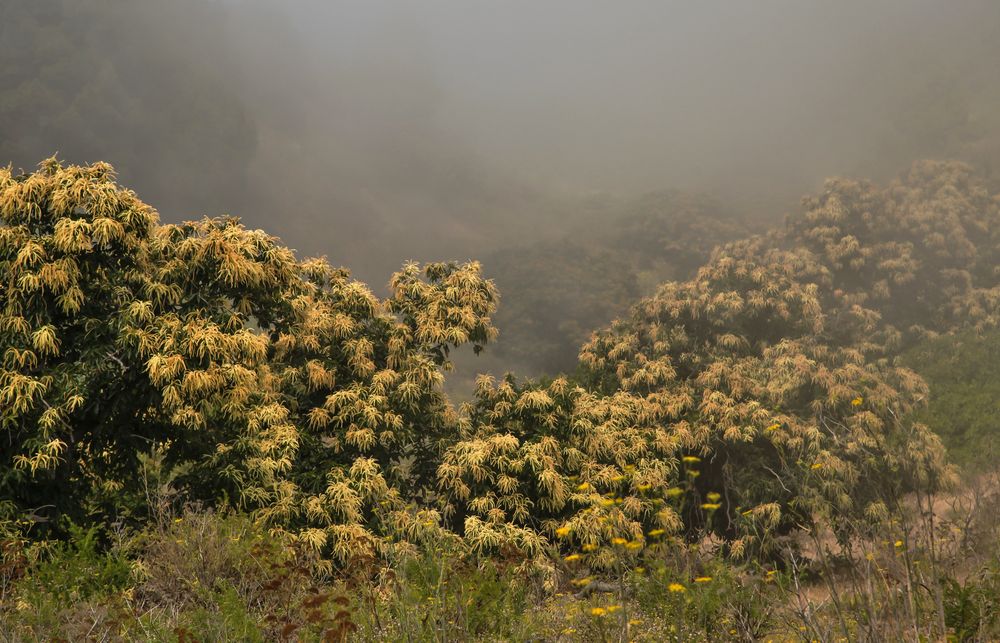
5, 2, 1000, 641
6, 1, 1000, 283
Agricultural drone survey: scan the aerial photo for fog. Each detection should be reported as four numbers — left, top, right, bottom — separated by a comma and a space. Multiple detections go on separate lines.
4, 0, 1000, 285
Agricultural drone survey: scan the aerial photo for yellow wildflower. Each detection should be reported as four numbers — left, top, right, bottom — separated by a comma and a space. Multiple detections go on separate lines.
668, 583, 686, 593
591, 607, 606, 616
611, 537, 628, 545
701, 502, 721, 510
682, 455, 701, 464
565, 554, 582, 562
851, 397, 863, 407
694, 576, 712, 583
648, 528, 666, 537
555, 526, 570, 537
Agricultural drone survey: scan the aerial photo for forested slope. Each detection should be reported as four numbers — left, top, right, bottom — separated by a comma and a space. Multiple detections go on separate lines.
4, 158, 1000, 639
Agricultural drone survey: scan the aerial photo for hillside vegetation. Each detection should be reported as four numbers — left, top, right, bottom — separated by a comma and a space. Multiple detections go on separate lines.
3, 158, 1000, 640
902, 329, 1000, 470
479, 191, 752, 377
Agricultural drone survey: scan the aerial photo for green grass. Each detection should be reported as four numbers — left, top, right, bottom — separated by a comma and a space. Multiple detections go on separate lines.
902, 329, 1000, 469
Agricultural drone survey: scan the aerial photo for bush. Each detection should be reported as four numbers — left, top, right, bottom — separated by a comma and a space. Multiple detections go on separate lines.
2, 522, 134, 639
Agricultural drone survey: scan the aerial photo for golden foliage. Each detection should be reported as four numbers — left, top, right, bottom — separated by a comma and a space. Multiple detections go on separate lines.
0, 159, 499, 566
0, 157, 989, 570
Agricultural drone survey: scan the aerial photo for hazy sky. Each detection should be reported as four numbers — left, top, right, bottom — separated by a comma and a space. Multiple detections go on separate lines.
4, 0, 1000, 283
271, 1, 998, 188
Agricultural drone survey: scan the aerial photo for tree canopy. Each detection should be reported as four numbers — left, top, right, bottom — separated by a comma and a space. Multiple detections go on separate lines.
3, 158, 997, 571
